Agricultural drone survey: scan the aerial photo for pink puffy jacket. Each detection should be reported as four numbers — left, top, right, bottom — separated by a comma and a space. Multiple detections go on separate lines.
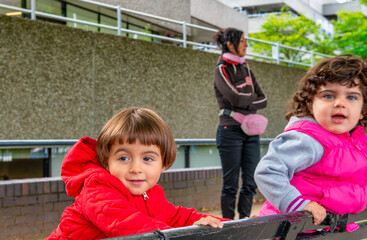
288, 121, 367, 215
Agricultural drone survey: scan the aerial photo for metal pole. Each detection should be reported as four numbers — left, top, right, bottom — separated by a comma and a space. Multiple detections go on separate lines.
310, 50, 314, 66
117, 5, 121, 36
31, 0, 36, 20
184, 145, 190, 168
182, 21, 187, 48
43, 148, 52, 177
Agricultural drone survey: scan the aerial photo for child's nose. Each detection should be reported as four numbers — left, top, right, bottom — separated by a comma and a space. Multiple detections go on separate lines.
130, 160, 142, 173
334, 97, 346, 107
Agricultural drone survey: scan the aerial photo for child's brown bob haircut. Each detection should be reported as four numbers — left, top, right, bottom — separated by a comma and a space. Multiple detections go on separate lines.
96, 107, 176, 170
286, 54, 367, 127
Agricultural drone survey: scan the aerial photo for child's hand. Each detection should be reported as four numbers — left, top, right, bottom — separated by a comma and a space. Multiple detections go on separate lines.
303, 201, 326, 225
194, 216, 224, 229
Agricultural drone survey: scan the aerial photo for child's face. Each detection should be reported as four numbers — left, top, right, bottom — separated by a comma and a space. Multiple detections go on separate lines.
107, 139, 165, 195
311, 81, 363, 134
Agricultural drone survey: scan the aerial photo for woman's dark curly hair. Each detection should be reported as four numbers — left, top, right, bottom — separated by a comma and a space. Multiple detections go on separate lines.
286, 54, 367, 127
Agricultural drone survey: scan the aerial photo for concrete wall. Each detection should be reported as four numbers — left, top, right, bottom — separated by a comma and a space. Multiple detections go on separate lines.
94, 0, 191, 35
0, 167, 229, 240
190, 0, 248, 35
0, 14, 307, 140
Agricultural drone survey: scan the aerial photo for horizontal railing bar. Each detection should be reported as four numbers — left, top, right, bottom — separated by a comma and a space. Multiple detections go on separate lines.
278, 44, 310, 53
185, 22, 217, 32
246, 53, 276, 61
103, 209, 367, 240
246, 36, 278, 45
120, 7, 183, 25
119, 28, 184, 43
77, 0, 119, 10
0, 4, 31, 13
186, 41, 217, 48
0, 140, 79, 148
36, 11, 118, 30
280, 58, 312, 67
0, 138, 273, 148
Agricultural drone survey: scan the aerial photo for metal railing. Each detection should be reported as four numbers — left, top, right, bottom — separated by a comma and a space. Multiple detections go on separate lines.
0, 0, 333, 67
0, 138, 273, 173
0, 138, 273, 149
105, 210, 367, 240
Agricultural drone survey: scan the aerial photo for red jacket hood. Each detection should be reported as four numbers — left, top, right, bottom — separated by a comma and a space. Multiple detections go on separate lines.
61, 136, 106, 197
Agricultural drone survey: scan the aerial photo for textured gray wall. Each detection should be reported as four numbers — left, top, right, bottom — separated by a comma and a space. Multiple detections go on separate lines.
95, 0, 191, 34
0, 15, 307, 140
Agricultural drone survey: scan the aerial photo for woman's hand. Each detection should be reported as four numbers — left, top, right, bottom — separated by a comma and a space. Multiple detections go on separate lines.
193, 216, 224, 228
303, 201, 326, 225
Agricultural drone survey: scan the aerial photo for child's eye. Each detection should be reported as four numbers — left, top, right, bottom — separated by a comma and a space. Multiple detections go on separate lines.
323, 94, 334, 99
347, 95, 357, 101
118, 156, 129, 161
143, 156, 154, 162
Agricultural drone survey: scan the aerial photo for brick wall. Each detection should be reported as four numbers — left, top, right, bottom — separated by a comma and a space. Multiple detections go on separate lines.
0, 167, 226, 240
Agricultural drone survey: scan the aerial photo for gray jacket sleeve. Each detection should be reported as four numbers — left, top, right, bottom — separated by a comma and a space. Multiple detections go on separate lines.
254, 130, 324, 213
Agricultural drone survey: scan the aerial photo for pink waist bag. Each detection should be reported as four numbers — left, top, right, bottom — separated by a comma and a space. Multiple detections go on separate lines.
220, 109, 268, 135
234, 112, 268, 135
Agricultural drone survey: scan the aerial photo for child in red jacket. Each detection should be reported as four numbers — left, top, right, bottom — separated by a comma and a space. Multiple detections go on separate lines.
46, 107, 227, 240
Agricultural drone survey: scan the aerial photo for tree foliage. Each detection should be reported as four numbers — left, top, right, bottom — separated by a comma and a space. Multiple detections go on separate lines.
331, 10, 367, 59
249, 12, 334, 65
248, 5, 367, 63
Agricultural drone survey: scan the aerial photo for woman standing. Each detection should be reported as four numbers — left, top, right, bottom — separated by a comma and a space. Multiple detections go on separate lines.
213, 28, 267, 219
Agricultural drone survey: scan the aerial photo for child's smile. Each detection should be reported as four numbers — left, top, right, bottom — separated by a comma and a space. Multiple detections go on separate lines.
311, 81, 363, 134
107, 140, 165, 195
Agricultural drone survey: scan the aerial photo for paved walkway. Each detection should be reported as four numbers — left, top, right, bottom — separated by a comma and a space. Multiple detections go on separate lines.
197, 201, 264, 219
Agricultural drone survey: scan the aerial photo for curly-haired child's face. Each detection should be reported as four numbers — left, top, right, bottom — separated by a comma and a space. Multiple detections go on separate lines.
311, 82, 363, 134
107, 140, 165, 195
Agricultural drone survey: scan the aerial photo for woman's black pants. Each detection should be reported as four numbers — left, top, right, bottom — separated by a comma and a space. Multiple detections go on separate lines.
216, 125, 260, 219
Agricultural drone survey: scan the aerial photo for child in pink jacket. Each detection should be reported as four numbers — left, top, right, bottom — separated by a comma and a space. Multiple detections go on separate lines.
46, 107, 227, 240
255, 54, 367, 231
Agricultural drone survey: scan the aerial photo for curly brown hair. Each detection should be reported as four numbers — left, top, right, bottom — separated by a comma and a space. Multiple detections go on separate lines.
286, 54, 367, 127
96, 107, 177, 170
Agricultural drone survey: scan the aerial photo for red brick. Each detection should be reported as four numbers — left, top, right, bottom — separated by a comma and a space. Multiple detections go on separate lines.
21, 205, 43, 215
14, 183, 21, 196
6, 184, 14, 197
22, 183, 29, 195
37, 182, 43, 194
15, 214, 37, 224
0, 215, 16, 227
57, 181, 65, 192
0, 185, 5, 198
37, 212, 60, 222
14, 196, 37, 206
29, 182, 36, 195
3, 197, 15, 207
58, 192, 73, 201
44, 181, 50, 193
0, 206, 21, 216
44, 202, 54, 212
51, 181, 58, 193
38, 193, 58, 203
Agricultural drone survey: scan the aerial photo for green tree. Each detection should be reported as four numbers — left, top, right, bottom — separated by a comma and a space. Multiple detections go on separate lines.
249, 11, 334, 65
361, 0, 367, 5
331, 10, 367, 59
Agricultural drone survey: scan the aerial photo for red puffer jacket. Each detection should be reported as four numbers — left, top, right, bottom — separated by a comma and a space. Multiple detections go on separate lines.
46, 136, 215, 239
